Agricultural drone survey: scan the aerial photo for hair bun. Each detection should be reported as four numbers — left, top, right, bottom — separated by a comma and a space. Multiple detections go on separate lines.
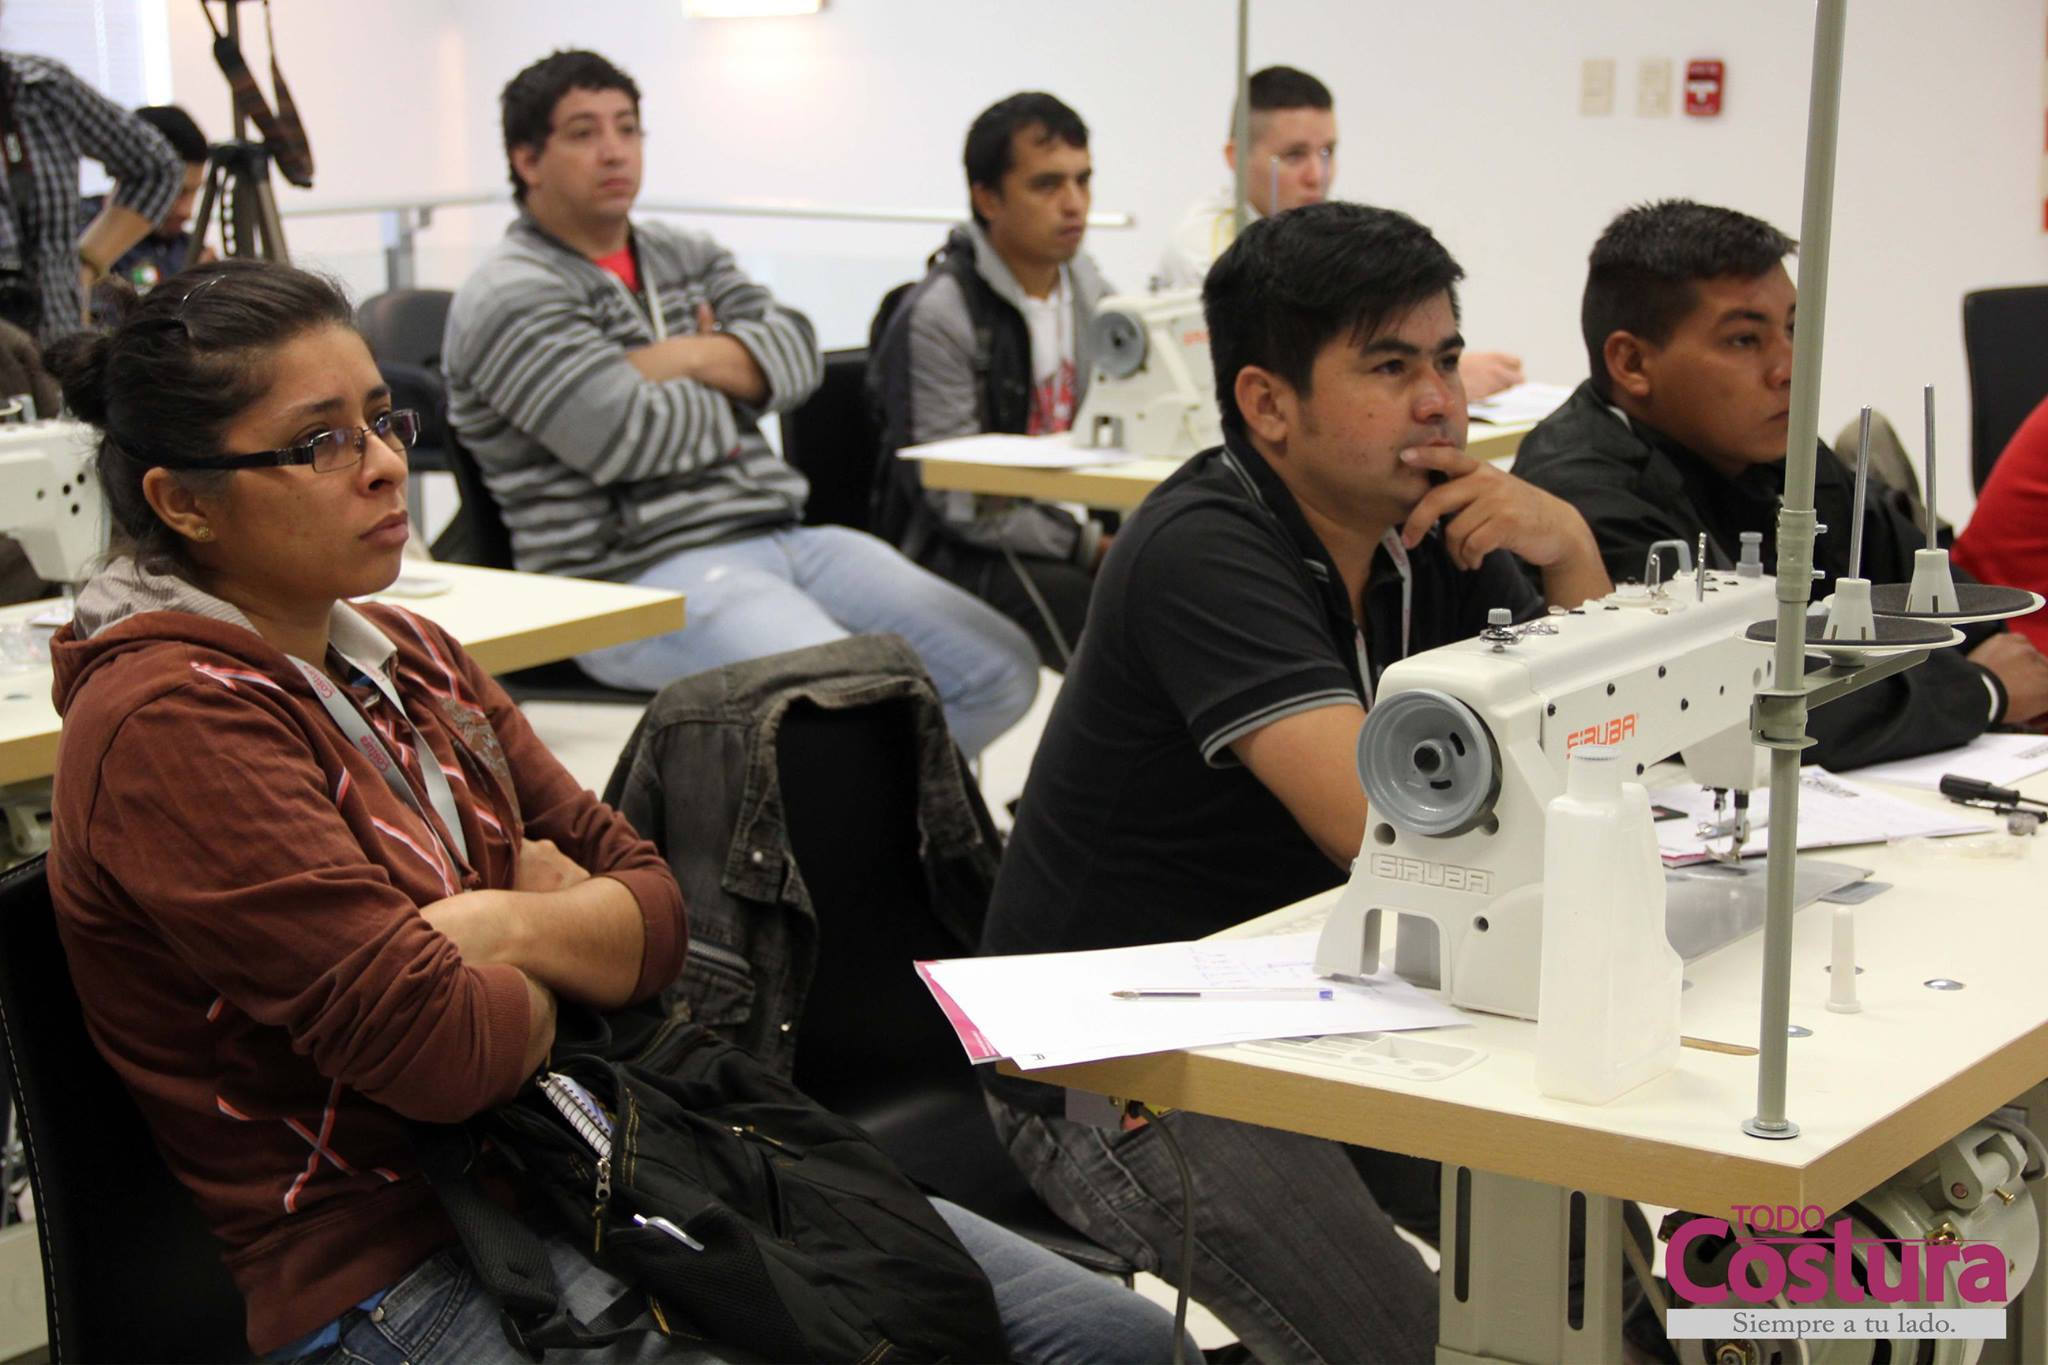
42, 330, 114, 427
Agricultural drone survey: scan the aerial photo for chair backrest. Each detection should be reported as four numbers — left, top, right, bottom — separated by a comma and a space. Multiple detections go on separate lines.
781, 347, 877, 532
781, 698, 980, 1101
356, 289, 455, 372
437, 428, 518, 571
0, 857, 249, 1362
772, 703, 1130, 1272
1962, 285, 2048, 492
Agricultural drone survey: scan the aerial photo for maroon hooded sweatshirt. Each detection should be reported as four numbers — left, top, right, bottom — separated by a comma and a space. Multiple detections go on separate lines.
45, 559, 687, 1353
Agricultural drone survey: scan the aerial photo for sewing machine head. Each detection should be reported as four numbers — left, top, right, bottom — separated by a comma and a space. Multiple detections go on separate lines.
1071, 289, 1221, 459
0, 419, 107, 586
1313, 566, 1780, 1018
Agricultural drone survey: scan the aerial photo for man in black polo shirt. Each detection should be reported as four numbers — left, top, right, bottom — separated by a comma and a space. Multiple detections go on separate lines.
1514, 199, 2048, 769
982, 202, 1611, 1363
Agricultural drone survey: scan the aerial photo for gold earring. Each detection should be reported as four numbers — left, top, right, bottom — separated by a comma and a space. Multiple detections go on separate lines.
194, 527, 214, 541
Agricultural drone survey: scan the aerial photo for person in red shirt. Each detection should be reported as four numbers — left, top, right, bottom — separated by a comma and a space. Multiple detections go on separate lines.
1955, 395, 2048, 652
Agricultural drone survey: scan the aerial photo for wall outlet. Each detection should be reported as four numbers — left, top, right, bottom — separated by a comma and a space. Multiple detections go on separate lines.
1580, 57, 1616, 116
1638, 57, 1673, 117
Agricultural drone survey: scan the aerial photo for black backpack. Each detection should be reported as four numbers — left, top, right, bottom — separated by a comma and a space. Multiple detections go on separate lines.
864, 235, 1031, 556
414, 1005, 1010, 1363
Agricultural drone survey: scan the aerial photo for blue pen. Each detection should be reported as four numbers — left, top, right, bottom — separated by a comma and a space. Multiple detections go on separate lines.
1111, 987, 1335, 1001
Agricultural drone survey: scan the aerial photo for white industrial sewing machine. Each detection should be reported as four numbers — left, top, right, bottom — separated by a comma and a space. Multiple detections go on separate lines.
1314, 545, 1789, 1020
1070, 289, 1221, 459
0, 417, 104, 586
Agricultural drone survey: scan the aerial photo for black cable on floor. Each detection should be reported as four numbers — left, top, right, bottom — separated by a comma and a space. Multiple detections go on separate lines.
1130, 1102, 1193, 1365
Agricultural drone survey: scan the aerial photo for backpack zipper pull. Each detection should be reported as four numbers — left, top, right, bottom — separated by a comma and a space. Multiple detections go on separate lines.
594, 1154, 612, 1252
733, 1123, 788, 1154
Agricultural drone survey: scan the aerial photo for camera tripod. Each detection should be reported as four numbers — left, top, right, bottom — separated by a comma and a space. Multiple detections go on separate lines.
186, 139, 289, 266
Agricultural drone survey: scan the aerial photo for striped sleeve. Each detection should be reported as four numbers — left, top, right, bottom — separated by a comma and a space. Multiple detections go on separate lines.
691, 239, 823, 415
452, 259, 743, 488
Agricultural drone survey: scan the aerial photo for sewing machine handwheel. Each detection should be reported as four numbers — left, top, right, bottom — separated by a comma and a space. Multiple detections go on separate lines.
1089, 310, 1147, 380
1357, 689, 1502, 837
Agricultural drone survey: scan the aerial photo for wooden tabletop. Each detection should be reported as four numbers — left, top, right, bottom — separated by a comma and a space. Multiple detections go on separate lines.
0, 563, 685, 787
1009, 773, 2048, 1223
908, 421, 1536, 511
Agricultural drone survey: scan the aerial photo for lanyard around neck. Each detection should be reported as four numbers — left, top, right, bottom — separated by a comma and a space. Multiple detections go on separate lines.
288, 655, 469, 870
1356, 531, 1414, 708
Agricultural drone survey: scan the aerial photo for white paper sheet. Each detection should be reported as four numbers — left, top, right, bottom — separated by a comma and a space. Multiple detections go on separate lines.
1650, 770, 1992, 865
895, 431, 1146, 470
916, 930, 1465, 1070
1467, 381, 1573, 425
1846, 733, 2048, 793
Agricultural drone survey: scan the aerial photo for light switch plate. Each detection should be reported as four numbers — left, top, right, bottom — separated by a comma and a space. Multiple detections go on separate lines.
1581, 58, 1616, 116
1638, 57, 1674, 117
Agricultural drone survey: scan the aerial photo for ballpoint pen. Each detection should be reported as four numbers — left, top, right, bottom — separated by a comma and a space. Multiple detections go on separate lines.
634, 1213, 706, 1251
1111, 986, 1335, 1001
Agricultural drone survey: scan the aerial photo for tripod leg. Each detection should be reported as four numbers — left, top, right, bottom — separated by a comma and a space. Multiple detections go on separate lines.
250, 177, 290, 264
186, 163, 226, 272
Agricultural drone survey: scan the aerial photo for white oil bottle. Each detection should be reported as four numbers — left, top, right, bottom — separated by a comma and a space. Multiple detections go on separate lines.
1535, 745, 1682, 1104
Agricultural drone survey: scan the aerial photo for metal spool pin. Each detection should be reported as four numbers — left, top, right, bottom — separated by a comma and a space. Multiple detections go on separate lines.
1848, 404, 1872, 579
1923, 384, 1937, 551
1869, 381, 2039, 621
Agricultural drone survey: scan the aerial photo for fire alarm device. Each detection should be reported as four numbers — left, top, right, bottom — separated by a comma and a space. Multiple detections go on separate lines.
1685, 60, 1724, 117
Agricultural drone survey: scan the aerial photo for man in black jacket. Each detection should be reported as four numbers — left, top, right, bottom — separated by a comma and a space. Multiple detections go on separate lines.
1515, 199, 2048, 770
868, 92, 1113, 670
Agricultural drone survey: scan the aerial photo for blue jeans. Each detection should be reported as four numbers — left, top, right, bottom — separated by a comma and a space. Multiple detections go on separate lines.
295, 1200, 1189, 1364
990, 1096, 1440, 1365
578, 526, 1039, 757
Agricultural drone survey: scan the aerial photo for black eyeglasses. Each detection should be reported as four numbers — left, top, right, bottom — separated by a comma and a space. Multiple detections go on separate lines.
180, 409, 421, 473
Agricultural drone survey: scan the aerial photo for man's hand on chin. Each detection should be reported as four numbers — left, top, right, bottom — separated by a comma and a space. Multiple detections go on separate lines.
1395, 444, 1612, 606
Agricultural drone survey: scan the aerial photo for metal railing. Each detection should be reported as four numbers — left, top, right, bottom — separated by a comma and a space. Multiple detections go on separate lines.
279, 192, 1137, 292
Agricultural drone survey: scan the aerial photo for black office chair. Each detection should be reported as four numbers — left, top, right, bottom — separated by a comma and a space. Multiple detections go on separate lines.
437, 430, 656, 707
357, 290, 465, 550
1962, 285, 2048, 492
781, 347, 878, 532
357, 289, 454, 371
776, 699, 1134, 1277
0, 857, 250, 1362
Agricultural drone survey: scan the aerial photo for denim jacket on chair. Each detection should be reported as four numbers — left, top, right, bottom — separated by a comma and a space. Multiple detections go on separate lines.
602, 633, 1001, 1077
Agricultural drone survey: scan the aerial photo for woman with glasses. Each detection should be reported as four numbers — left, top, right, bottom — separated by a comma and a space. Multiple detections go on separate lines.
41, 259, 1189, 1364
41, 258, 686, 1360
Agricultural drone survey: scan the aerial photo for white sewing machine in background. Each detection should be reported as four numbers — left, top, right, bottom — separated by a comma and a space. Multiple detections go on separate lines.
1070, 289, 1221, 459
0, 418, 104, 586
1315, 554, 1786, 1020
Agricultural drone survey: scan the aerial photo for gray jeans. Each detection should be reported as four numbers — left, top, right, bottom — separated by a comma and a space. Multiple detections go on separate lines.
989, 1094, 1439, 1365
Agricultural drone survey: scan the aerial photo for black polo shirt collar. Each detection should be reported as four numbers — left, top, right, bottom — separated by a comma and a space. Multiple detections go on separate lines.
1213, 435, 1421, 699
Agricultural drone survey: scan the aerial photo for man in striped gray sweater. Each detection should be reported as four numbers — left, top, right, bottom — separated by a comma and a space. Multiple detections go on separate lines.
444, 50, 1037, 756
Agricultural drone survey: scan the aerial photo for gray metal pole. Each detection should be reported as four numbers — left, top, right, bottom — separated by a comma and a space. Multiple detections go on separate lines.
1748, 0, 1848, 1142
1233, 0, 1252, 233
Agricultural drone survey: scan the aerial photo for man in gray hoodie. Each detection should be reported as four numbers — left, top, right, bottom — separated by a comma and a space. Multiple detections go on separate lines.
444, 51, 1037, 756
869, 92, 1114, 670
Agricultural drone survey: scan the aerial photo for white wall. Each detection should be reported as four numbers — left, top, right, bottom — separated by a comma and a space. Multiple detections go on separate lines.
165, 0, 2048, 522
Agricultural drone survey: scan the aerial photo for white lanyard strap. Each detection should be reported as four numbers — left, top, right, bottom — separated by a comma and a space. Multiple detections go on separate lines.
288, 656, 469, 868
643, 264, 668, 341
1358, 531, 1415, 708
